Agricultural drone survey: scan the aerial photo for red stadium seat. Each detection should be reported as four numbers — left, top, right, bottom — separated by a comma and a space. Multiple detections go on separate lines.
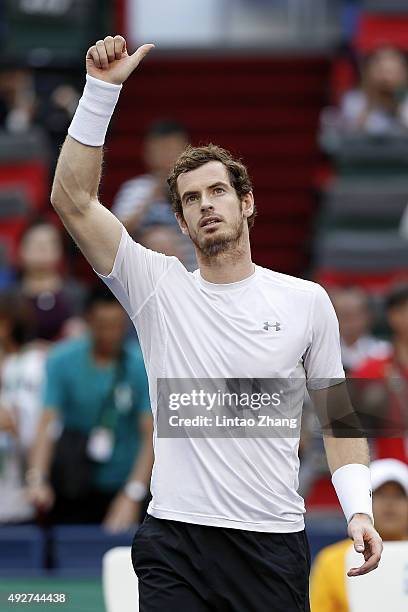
305, 476, 341, 511
0, 220, 27, 261
315, 269, 408, 294
354, 14, 408, 52
0, 161, 48, 211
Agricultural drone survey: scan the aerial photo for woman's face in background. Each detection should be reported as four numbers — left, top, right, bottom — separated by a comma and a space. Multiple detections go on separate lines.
20, 225, 63, 274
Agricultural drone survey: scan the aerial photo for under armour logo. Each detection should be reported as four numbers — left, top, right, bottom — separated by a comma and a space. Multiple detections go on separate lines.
263, 321, 281, 331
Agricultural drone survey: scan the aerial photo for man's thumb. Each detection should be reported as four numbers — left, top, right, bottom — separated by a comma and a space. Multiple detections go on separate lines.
128, 43, 155, 70
353, 534, 365, 553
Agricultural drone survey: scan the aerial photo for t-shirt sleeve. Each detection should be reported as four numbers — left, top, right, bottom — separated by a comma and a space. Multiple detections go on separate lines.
96, 225, 176, 319
304, 284, 345, 389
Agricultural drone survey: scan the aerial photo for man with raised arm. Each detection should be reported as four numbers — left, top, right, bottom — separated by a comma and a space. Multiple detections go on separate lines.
51, 35, 383, 612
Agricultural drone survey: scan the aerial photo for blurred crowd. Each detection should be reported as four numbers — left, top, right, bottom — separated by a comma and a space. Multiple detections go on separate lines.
0, 223, 153, 530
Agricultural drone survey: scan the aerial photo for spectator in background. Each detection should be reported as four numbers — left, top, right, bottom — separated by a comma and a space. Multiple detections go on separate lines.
351, 284, 408, 464
0, 295, 48, 523
331, 287, 390, 373
340, 46, 408, 135
27, 286, 153, 532
10, 218, 87, 341
0, 67, 36, 133
112, 119, 196, 270
310, 458, 408, 612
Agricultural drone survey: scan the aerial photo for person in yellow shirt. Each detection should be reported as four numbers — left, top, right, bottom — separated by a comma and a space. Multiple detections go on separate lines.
310, 458, 408, 612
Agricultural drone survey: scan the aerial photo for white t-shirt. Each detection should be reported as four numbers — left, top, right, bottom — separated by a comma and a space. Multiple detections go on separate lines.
98, 227, 345, 532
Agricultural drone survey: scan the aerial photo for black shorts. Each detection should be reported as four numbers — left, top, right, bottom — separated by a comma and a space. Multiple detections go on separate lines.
131, 514, 311, 612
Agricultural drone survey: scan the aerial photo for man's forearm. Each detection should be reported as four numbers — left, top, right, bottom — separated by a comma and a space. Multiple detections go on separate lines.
122, 416, 154, 504
48, 37, 153, 276
323, 435, 369, 474
51, 37, 154, 218
51, 136, 103, 216
125, 441, 153, 492
324, 435, 373, 524
27, 411, 57, 483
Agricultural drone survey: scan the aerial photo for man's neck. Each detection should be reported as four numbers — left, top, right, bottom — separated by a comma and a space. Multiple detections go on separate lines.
196, 237, 254, 284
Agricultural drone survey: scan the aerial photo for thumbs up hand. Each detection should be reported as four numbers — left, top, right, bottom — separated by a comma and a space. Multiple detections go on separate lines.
86, 35, 154, 85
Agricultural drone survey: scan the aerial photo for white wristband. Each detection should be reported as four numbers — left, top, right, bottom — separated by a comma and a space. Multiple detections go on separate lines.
332, 463, 374, 524
68, 74, 122, 147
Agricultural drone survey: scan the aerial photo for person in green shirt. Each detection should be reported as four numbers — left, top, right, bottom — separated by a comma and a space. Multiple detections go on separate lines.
27, 286, 153, 532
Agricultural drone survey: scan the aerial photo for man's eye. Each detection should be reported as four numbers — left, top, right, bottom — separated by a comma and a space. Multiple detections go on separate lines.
214, 187, 225, 194
186, 195, 197, 203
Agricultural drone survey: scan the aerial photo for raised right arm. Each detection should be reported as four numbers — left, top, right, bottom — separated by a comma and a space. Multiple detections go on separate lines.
50, 35, 154, 276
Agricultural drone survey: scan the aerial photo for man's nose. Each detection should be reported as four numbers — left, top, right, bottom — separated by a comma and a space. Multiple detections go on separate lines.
200, 198, 214, 213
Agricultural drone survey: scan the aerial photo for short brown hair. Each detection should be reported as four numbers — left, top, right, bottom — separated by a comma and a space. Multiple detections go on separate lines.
167, 144, 256, 229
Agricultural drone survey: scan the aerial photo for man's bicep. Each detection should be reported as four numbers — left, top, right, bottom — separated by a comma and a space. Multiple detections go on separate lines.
59, 199, 123, 276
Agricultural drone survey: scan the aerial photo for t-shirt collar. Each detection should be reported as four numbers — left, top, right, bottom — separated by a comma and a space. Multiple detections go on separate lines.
194, 265, 258, 292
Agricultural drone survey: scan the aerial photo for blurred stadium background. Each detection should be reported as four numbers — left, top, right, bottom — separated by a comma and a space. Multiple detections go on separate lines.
1, 1, 408, 610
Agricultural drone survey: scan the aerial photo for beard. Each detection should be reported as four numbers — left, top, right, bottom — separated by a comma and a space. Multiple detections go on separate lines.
189, 216, 245, 258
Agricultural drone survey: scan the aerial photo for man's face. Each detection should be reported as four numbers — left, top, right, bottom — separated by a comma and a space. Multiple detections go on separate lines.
175, 161, 253, 257
88, 303, 128, 355
20, 225, 62, 273
373, 482, 408, 540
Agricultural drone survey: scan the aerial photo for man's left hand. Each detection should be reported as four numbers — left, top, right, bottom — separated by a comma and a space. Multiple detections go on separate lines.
103, 493, 141, 533
347, 513, 383, 577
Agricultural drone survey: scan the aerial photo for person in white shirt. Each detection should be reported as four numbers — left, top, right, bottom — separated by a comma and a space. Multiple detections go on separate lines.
50, 35, 383, 611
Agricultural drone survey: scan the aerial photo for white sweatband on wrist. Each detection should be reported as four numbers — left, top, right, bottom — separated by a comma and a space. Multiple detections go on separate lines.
68, 74, 122, 147
332, 463, 374, 524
